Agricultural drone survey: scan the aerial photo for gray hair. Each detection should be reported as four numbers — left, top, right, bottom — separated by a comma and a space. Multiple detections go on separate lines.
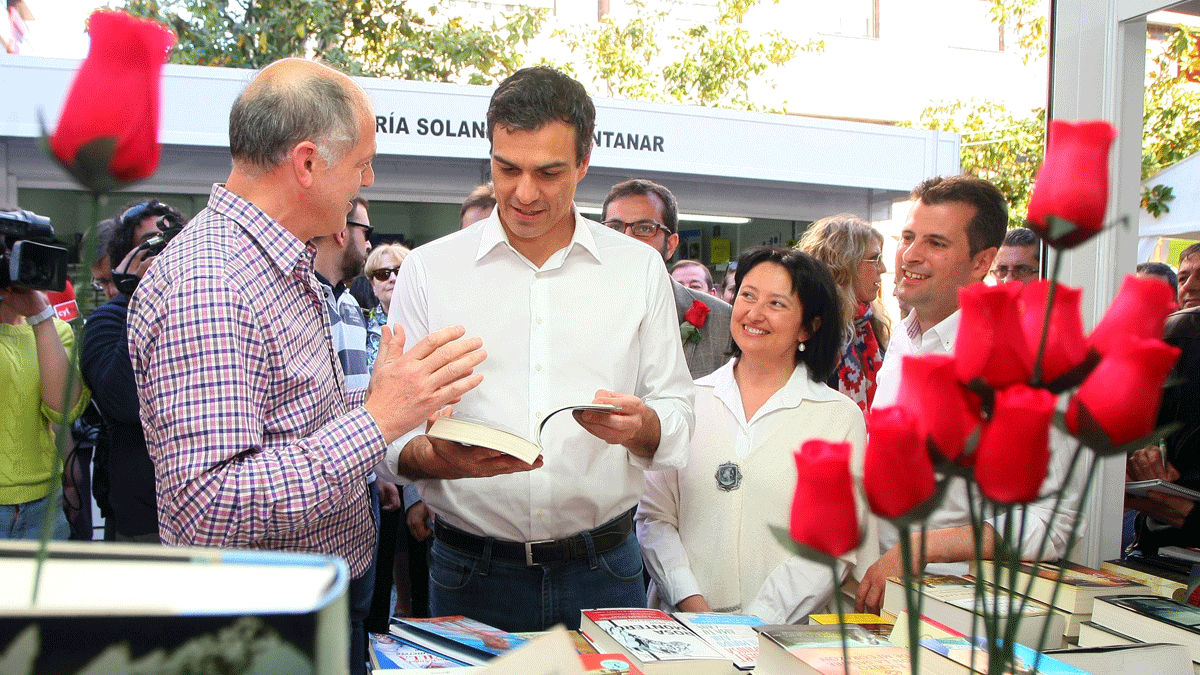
229, 67, 361, 170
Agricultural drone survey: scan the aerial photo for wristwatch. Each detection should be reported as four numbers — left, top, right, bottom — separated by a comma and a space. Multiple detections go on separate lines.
25, 305, 57, 326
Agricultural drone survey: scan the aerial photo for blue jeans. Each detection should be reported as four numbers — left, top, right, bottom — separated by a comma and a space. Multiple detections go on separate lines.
429, 527, 646, 632
1, 494, 69, 540
348, 482, 379, 675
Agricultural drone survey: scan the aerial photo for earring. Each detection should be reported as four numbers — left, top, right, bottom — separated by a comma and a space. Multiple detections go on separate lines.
799, 342, 806, 352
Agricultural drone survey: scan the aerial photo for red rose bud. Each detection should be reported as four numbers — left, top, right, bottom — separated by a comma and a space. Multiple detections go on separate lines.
49, 10, 175, 192
1067, 335, 1180, 446
863, 407, 937, 519
956, 283, 1034, 388
684, 299, 710, 328
898, 354, 980, 461
1026, 119, 1117, 249
1019, 280, 1088, 382
790, 440, 859, 557
974, 385, 1056, 503
1088, 274, 1177, 357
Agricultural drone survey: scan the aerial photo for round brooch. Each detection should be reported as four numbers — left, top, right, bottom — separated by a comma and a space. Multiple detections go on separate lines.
715, 461, 742, 492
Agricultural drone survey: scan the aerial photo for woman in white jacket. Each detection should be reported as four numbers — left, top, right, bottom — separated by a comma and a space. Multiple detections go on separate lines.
637, 246, 878, 624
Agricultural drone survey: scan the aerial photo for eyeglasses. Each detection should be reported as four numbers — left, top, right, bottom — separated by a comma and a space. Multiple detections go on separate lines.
602, 219, 670, 239
991, 265, 1039, 280
861, 252, 885, 266
370, 267, 401, 282
91, 276, 114, 293
347, 221, 374, 239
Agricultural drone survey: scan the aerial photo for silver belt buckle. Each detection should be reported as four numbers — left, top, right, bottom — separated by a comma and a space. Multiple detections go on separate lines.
524, 538, 555, 566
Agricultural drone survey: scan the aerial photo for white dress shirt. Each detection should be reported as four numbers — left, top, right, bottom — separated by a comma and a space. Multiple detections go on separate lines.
872, 309, 1086, 573
387, 208, 694, 542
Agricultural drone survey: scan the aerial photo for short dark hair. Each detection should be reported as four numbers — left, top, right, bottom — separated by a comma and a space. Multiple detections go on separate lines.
1180, 243, 1200, 266
1003, 226, 1039, 249
601, 179, 679, 234
727, 246, 843, 383
487, 66, 595, 166
109, 199, 187, 265
911, 175, 1008, 258
670, 260, 714, 290
1137, 262, 1178, 293
460, 183, 496, 219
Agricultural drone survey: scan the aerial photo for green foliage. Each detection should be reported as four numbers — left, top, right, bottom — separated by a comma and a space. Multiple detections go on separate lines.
119, 0, 546, 84
1142, 183, 1175, 218
910, 100, 1046, 227
551, 0, 821, 111
987, 0, 1047, 64
1143, 25, 1200, 181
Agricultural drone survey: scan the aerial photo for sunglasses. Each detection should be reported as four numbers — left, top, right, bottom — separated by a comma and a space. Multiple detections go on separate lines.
347, 221, 374, 239
371, 267, 401, 282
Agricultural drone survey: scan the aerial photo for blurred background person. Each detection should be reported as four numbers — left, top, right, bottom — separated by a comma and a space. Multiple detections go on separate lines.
671, 259, 719, 296
720, 263, 737, 304
637, 246, 871, 623
80, 199, 187, 543
89, 218, 119, 302
796, 214, 891, 414
989, 226, 1042, 285
1, 206, 90, 540
364, 243, 410, 366
1178, 243, 1200, 311
460, 182, 495, 229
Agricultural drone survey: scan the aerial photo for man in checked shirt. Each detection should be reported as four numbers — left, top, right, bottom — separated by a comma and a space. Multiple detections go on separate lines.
127, 59, 535, 674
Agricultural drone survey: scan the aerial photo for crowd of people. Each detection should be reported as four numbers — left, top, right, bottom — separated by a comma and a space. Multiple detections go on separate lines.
2, 58, 1197, 674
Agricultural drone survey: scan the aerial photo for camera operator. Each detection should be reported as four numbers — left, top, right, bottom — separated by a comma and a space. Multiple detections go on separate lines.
1, 207, 89, 540
80, 200, 187, 543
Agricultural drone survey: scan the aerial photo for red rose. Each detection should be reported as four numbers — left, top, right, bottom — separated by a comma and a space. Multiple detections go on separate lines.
863, 407, 937, 519
974, 385, 1057, 504
1088, 274, 1177, 357
49, 10, 175, 193
684, 299, 710, 328
1067, 335, 1180, 446
955, 283, 1034, 388
1019, 280, 1089, 383
1026, 119, 1117, 249
898, 354, 981, 461
790, 440, 859, 558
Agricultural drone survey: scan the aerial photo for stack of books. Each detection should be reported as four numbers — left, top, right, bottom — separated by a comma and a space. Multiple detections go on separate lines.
1086, 595, 1200, 670
973, 560, 1151, 641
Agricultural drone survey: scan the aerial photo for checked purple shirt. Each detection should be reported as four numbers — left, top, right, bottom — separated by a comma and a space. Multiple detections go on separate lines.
128, 184, 382, 576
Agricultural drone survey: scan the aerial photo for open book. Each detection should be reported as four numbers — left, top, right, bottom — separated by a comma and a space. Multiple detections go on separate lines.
428, 403, 618, 464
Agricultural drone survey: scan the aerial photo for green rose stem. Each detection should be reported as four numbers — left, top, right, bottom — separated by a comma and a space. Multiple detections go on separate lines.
32, 190, 105, 603
1030, 235, 1066, 387
897, 521, 927, 675
828, 558, 852, 675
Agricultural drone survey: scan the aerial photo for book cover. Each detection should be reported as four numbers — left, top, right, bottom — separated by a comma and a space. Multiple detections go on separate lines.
672, 613, 764, 670
1095, 595, 1200, 633
807, 613, 891, 625
920, 636, 1090, 675
370, 632, 471, 669
1093, 595, 1200, 663
580, 653, 647, 675
391, 616, 528, 664
974, 560, 1151, 614
580, 609, 725, 664
1126, 479, 1200, 501
428, 404, 617, 464
1101, 558, 1188, 602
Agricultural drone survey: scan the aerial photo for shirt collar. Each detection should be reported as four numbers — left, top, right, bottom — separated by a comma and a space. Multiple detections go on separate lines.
474, 205, 602, 267
207, 183, 312, 278
903, 309, 960, 353
702, 357, 845, 421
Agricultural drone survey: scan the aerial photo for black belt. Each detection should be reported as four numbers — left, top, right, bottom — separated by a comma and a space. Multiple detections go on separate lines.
434, 510, 634, 566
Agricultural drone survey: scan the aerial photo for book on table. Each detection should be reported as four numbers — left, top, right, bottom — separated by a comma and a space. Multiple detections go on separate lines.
881, 574, 1066, 650
1101, 557, 1188, 602
1044, 642, 1194, 675
579, 608, 735, 675
389, 616, 529, 666
1091, 595, 1200, 664
370, 631, 473, 670
753, 624, 911, 675
580, 652, 647, 674
1075, 620, 1142, 648
0, 540, 348, 675
916, 635, 1090, 675
671, 612, 764, 670
427, 404, 618, 464
1125, 479, 1200, 501
971, 560, 1152, 615
807, 612, 895, 640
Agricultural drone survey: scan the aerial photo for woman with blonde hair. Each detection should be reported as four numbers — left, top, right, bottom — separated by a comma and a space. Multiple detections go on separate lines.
363, 243, 410, 367
795, 214, 890, 413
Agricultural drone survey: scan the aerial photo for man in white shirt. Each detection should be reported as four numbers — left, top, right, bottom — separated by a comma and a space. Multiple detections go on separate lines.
388, 67, 694, 632
857, 175, 1084, 614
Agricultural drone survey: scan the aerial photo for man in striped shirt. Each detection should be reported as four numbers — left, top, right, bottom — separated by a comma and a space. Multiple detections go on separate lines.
128, 58, 533, 674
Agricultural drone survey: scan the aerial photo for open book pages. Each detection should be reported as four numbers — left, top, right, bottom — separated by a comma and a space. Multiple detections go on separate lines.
428, 404, 618, 464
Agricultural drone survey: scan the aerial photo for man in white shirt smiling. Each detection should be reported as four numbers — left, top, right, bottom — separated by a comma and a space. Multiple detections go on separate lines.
388, 66, 694, 632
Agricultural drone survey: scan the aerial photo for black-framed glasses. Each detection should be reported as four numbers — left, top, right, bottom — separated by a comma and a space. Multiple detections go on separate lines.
347, 221, 374, 239
991, 265, 1039, 280
602, 219, 670, 238
370, 267, 400, 282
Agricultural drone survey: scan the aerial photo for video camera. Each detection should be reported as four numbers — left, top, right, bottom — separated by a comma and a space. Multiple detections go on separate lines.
111, 204, 186, 297
0, 210, 68, 292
